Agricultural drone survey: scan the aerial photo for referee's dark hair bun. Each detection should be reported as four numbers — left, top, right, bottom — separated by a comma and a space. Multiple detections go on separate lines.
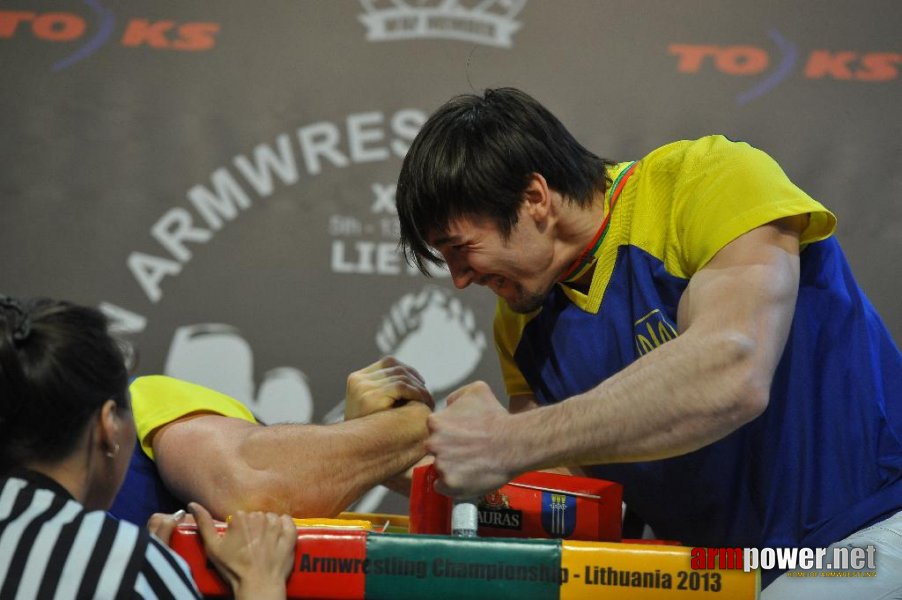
0, 295, 29, 425
0, 296, 130, 473
0, 295, 32, 343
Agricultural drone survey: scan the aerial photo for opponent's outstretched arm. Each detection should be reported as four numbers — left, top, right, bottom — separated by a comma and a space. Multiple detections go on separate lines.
152, 357, 432, 519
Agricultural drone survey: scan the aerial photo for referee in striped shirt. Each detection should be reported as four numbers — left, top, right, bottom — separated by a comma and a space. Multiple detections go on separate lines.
0, 295, 296, 599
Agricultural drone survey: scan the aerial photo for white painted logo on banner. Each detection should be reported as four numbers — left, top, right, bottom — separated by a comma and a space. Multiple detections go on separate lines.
376, 286, 486, 392
330, 181, 448, 278
122, 109, 427, 304
358, 0, 527, 48
164, 323, 314, 425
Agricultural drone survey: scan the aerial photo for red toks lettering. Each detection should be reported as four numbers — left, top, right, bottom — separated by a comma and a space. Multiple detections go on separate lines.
121, 19, 176, 48
171, 22, 220, 51
0, 11, 34, 38
32, 12, 85, 42
668, 44, 720, 73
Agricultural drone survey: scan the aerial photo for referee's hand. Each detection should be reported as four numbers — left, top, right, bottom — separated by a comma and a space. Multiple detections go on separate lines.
146, 509, 189, 546
191, 502, 296, 600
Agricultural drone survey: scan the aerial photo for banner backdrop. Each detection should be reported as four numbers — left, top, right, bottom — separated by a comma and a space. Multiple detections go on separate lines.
2, 1, 900, 512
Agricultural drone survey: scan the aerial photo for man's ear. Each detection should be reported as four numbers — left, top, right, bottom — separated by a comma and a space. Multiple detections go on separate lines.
522, 173, 552, 222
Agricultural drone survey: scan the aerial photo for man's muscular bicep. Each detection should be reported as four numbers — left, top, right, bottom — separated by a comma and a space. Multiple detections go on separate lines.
676, 215, 805, 390
151, 414, 264, 515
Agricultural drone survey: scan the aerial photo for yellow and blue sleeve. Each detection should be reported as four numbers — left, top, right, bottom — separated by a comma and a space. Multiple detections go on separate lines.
669, 136, 836, 276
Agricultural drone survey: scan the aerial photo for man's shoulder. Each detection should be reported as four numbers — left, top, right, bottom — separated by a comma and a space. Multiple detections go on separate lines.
633, 135, 786, 200
129, 375, 256, 423
640, 135, 759, 168
128, 375, 257, 460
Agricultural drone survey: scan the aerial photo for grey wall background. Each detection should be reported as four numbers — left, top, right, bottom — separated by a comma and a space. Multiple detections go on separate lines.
2, 0, 900, 512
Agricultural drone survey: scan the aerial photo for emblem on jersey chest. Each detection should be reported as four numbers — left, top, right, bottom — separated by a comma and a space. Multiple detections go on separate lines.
634, 308, 678, 356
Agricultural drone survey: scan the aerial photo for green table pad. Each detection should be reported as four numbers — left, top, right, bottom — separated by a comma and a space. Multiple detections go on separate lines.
364, 532, 562, 600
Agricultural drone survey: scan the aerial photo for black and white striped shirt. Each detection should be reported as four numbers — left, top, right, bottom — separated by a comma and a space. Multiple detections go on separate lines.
0, 470, 200, 599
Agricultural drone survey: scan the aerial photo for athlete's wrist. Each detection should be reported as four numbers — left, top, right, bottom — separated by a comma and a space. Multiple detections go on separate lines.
494, 408, 532, 479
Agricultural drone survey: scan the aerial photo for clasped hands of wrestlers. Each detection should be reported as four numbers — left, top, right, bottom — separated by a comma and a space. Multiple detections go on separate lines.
345, 357, 516, 500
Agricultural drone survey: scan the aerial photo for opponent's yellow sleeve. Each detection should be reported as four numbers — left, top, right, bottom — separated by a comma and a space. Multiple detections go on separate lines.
669, 136, 836, 276
130, 375, 256, 460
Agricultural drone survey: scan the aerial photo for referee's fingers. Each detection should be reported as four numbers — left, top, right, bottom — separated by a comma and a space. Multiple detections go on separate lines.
146, 509, 185, 546
188, 502, 219, 550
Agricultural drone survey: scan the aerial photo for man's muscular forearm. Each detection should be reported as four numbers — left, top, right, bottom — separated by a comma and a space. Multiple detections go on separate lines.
508, 326, 763, 473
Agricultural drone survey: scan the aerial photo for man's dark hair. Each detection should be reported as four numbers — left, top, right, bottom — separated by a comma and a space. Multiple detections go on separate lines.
396, 87, 615, 275
0, 295, 130, 473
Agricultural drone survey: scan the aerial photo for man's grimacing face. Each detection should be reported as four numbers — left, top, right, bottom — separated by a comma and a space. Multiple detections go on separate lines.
428, 211, 558, 314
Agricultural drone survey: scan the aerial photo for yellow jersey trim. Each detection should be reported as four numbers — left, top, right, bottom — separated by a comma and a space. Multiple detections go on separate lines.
131, 375, 256, 460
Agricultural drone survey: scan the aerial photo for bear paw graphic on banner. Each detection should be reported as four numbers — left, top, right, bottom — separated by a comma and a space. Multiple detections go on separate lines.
164, 324, 313, 425
375, 285, 486, 396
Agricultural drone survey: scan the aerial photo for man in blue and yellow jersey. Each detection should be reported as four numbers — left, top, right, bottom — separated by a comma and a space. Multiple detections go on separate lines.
109, 357, 432, 526
395, 88, 902, 598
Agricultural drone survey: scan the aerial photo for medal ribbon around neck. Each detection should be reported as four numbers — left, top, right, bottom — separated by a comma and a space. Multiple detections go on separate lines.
559, 161, 638, 284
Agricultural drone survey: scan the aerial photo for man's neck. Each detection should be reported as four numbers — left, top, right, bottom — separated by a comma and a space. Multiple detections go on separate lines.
554, 189, 608, 289
567, 264, 597, 293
